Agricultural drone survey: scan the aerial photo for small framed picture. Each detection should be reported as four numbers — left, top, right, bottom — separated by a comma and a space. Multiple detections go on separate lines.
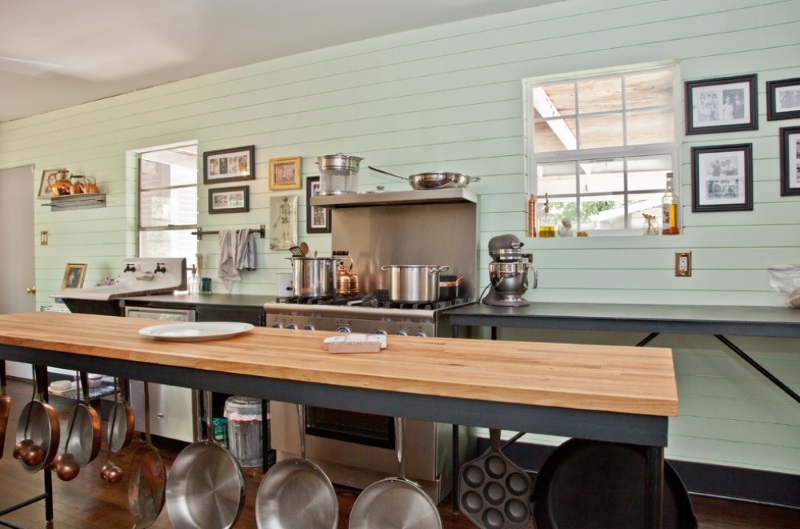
767, 77, 800, 121
306, 176, 331, 233
61, 263, 87, 290
269, 157, 302, 190
38, 168, 67, 199
685, 74, 758, 135
208, 186, 250, 214
780, 126, 800, 196
203, 145, 255, 184
691, 144, 753, 212
270, 195, 299, 250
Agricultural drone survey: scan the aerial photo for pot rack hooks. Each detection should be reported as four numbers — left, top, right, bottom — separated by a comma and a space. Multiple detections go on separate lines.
191, 224, 266, 241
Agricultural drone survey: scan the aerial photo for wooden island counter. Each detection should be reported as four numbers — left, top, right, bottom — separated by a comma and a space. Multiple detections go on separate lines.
0, 311, 678, 528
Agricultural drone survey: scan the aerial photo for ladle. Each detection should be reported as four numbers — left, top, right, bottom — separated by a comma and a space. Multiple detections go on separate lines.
100, 378, 124, 484
51, 402, 81, 481
12, 370, 37, 460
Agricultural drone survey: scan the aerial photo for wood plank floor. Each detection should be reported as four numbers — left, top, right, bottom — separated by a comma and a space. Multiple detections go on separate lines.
0, 377, 797, 529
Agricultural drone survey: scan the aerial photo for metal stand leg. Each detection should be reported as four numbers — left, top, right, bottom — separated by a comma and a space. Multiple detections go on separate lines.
645, 446, 664, 529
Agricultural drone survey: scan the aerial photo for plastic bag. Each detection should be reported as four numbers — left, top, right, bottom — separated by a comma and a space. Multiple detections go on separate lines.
767, 265, 800, 308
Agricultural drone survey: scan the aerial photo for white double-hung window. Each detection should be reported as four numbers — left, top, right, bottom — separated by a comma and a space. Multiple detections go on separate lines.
524, 62, 680, 235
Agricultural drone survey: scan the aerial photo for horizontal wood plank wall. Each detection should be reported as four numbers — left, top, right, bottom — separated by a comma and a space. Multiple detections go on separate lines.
0, 0, 798, 478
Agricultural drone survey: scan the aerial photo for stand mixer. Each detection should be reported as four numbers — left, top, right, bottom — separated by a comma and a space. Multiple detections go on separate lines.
481, 234, 536, 307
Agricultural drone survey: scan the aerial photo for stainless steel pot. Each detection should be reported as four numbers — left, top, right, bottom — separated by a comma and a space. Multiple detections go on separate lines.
381, 265, 449, 304
369, 166, 479, 190
290, 257, 336, 298
317, 154, 363, 195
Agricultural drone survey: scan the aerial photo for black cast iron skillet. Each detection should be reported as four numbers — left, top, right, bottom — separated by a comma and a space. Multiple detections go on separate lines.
530, 438, 697, 529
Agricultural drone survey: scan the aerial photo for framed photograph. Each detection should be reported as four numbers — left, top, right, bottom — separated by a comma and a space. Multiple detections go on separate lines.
780, 126, 800, 196
208, 185, 249, 214
61, 263, 87, 290
269, 157, 302, 190
767, 77, 800, 121
691, 144, 753, 212
270, 195, 299, 250
203, 145, 255, 184
306, 176, 331, 233
38, 168, 67, 199
685, 74, 758, 135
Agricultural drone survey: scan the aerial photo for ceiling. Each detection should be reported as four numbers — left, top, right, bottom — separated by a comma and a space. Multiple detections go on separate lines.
0, 0, 561, 123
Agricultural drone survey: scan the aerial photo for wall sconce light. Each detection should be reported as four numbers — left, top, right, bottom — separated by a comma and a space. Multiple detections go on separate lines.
40, 231, 49, 245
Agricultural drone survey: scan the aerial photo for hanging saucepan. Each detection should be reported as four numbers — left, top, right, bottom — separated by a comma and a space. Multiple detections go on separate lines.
128, 381, 167, 529
107, 377, 135, 452
369, 166, 479, 190
349, 417, 442, 529
255, 404, 338, 529
0, 360, 10, 459
65, 372, 102, 468
13, 365, 61, 473
166, 390, 246, 529
458, 429, 532, 529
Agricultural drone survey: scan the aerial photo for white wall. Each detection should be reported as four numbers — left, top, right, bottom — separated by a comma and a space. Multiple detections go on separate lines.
0, 0, 798, 477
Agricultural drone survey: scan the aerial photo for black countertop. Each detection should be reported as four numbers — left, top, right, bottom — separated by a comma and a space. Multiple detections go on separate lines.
121, 293, 274, 308
444, 302, 800, 339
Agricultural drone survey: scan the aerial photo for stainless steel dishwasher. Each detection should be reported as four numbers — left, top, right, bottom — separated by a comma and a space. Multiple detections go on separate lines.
124, 305, 200, 443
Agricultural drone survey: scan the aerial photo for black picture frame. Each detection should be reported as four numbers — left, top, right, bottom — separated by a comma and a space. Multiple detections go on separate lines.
203, 145, 255, 184
780, 126, 800, 196
767, 77, 800, 121
685, 74, 758, 135
691, 144, 753, 212
208, 185, 249, 214
306, 176, 331, 233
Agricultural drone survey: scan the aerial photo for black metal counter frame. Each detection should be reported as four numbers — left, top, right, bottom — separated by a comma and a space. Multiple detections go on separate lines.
444, 302, 800, 521
0, 340, 671, 529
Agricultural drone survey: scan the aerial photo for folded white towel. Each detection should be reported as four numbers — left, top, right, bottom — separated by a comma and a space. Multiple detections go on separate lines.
217, 229, 240, 289
235, 228, 256, 271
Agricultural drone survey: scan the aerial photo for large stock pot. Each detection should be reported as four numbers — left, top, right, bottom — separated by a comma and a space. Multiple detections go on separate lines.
381, 265, 449, 304
290, 257, 337, 299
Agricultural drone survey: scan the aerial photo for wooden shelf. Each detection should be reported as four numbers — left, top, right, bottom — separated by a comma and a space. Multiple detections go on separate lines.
43, 193, 106, 210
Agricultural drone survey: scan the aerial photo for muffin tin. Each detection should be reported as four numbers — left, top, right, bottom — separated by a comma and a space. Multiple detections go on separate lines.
458, 429, 532, 529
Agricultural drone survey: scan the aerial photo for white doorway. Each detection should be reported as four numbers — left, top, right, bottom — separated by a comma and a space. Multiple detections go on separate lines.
0, 165, 37, 377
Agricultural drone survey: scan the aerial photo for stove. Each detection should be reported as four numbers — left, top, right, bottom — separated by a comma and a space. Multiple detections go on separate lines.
264, 292, 472, 337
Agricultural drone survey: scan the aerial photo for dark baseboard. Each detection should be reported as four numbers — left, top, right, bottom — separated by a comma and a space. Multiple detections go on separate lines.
477, 438, 800, 509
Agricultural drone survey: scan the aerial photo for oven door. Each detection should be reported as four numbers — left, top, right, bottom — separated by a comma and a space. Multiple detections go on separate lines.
305, 406, 394, 449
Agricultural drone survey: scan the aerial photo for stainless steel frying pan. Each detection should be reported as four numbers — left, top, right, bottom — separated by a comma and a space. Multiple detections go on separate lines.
369, 166, 479, 190
255, 404, 338, 529
349, 417, 442, 529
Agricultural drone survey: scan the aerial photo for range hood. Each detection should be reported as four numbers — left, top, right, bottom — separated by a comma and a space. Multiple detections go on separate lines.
310, 188, 478, 208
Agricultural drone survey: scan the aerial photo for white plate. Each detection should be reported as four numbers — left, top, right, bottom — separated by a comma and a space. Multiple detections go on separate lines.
138, 322, 254, 342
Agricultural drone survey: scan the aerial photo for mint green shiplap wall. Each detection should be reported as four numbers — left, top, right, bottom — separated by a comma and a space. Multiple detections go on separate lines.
0, 0, 798, 478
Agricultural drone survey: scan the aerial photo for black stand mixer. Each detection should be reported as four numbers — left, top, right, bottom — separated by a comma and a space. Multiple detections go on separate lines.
481, 234, 536, 307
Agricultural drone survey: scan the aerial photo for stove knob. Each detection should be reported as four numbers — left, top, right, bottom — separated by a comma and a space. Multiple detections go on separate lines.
286, 324, 298, 330
396, 330, 408, 337
375, 330, 387, 336
303, 324, 315, 331
337, 327, 351, 333
415, 332, 428, 338
270, 323, 283, 329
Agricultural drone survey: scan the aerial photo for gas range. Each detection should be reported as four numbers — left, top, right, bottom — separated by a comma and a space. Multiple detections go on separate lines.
263, 292, 472, 337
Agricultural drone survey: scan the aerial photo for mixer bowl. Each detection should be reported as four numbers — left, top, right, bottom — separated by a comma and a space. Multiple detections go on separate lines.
489, 262, 530, 297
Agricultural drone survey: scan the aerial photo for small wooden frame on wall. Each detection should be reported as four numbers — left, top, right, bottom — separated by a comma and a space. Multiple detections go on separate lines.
780, 126, 800, 196
209, 186, 250, 214
203, 145, 255, 184
767, 77, 800, 121
269, 157, 302, 190
306, 176, 331, 233
691, 144, 753, 212
685, 74, 758, 135
61, 263, 87, 290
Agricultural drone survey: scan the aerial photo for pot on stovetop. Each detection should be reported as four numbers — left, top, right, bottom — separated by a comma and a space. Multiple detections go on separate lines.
289, 257, 337, 299
381, 265, 449, 304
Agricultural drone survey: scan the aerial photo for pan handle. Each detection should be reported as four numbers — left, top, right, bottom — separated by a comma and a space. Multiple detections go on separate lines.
368, 166, 409, 181
394, 416, 405, 480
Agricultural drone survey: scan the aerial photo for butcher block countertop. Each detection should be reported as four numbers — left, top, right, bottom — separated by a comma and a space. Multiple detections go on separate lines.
0, 312, 678, 420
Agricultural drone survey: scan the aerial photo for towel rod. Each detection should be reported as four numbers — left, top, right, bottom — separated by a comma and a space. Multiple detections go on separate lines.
192, 224, 266, 241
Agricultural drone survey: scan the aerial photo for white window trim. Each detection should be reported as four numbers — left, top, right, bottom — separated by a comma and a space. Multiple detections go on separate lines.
523, 61, 682, 235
